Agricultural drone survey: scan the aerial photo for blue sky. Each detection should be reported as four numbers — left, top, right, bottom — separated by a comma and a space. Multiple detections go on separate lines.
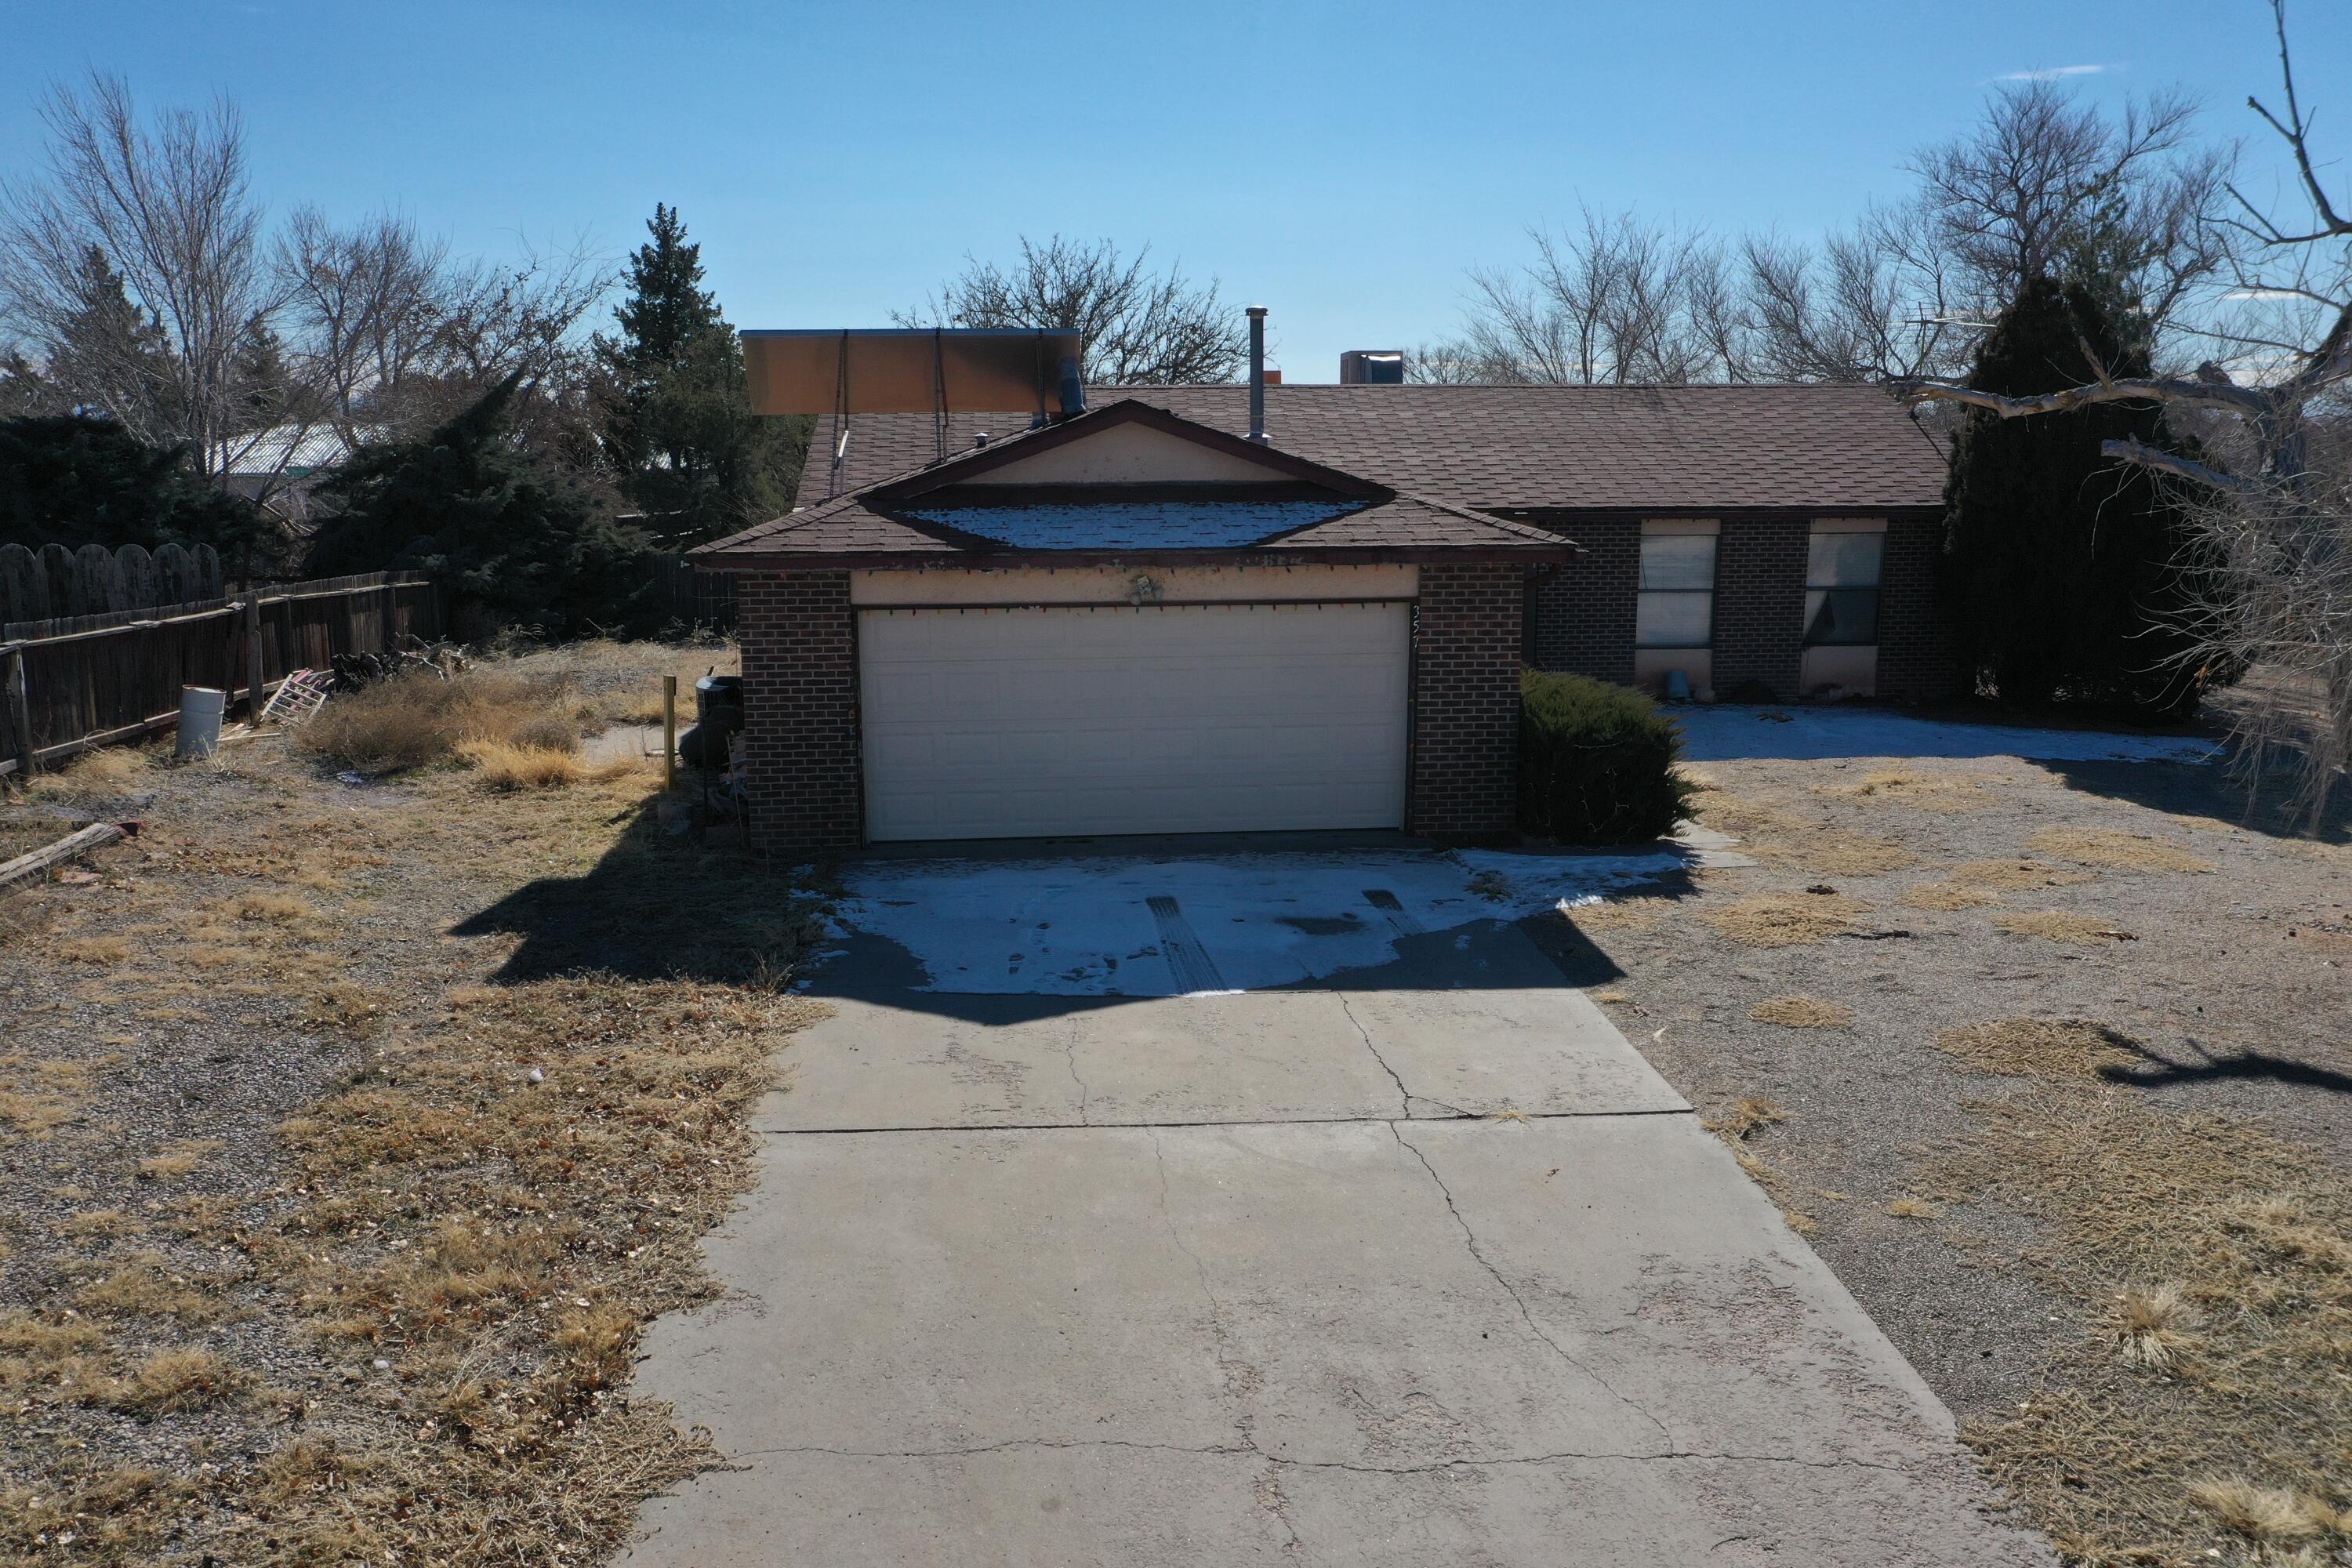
7, 2, 2344, 382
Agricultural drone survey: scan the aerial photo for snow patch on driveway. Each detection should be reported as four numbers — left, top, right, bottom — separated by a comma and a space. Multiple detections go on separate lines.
813, 848, 1679, 996
1672, 705, 2218, 764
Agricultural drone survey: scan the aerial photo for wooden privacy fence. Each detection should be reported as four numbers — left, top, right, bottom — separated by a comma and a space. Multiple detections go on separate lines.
1, 539, 228, 622
650, 555, 738, 631
1, 572, 438, 777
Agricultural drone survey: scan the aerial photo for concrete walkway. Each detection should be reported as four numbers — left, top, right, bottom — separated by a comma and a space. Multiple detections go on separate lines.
621, 884, 2047, 1566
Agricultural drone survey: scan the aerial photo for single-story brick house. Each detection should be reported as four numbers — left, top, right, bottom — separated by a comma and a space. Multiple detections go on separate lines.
693, 381, 1952, 855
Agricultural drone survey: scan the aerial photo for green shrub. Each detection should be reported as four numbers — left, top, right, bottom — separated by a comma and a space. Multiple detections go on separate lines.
1517, 672, 1696, 844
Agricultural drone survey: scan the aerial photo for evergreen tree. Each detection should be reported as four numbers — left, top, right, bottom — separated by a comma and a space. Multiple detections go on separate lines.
596, 205, 804, 545
309, 372, 657, 638
1940, 275, 2223, 719
49, 248, 178, 436
0, 412, 270, 557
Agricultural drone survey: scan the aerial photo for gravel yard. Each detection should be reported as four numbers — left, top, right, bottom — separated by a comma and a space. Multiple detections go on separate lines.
1527, 713, 2352, 1567
0, 641, 818, 1568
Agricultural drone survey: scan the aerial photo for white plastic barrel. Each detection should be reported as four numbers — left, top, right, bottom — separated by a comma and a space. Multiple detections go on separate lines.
176, 685, 227, 760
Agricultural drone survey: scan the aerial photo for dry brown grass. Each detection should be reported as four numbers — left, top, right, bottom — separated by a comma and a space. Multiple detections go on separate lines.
1887, 1196, 1941, 1219
1929, 1086, 2352, 1563
2026, 826, 2217, 874
1566, 896, 1674, 933
1993, 909, 2137, 945
0, 1053, 95, 1136
293, 668, 588, 774
101, 1348, 245, 1413
1699, 891, 1867, 946
1815, 768, 1998, 812
56, 934, 130, 964
22, 745, 151, 802
457, 739, 642, 793
1748, 994, 1855, 1028
133, 1139, 221, 1182
1934, 1018, 2140, 1080
1904, 858, 2102, 909
300, 979, 390, 1036
72, 1253, 222, 1322
2186, 1478, 2341, 1544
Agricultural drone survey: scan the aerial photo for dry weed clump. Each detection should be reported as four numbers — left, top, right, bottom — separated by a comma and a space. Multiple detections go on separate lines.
1814, 768, 1998, 812
2026, 826, 2217, 874
1699, 891, 1867, 946
1931, 1087, 2352, 1563
2107, 1283, 2201, 1370
1993, 909, 2136, 945
1934, 1018, 2140, 1080
56, 934, 131, 964
1887, 1196, 1941, 1219
1748, 994, 1856, 1028
294, 668, 589, 775
1704, 1096, 1788, 1140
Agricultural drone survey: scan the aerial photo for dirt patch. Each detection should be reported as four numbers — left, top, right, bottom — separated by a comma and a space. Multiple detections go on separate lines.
1930, 1090, 2352, 1564
1698, 891, 1868, 946
1526, 727, 2352, 1568
2025, 826, 2217, 874
1749, 995, 1856, 1028
0, 641, 822, 1567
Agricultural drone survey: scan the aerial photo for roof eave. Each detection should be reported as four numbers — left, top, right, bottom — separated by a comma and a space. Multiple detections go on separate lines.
692, 543, 1585, 573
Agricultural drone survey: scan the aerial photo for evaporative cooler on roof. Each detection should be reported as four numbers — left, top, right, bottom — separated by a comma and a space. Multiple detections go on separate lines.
740, 328, 1087, 493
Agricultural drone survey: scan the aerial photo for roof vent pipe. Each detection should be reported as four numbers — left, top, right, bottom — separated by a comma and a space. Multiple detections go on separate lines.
1058, 356, 1085, 417
1246, 307, 1269, 443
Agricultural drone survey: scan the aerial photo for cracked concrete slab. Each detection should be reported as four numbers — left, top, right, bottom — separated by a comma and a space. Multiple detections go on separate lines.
622, 853, 2044, 1566
625, 1115, 2042, 1565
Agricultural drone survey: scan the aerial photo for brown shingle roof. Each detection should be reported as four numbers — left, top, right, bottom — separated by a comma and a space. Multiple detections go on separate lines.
793, 383, 1947, 515
696, 400, 1573, 567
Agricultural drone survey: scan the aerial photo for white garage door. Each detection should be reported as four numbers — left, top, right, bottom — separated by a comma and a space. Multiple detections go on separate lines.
859, 602, 1410, 840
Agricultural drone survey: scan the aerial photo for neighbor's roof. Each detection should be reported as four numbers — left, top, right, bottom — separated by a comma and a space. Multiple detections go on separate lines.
793, 383, 1947, 516
697, 398, 1573, 568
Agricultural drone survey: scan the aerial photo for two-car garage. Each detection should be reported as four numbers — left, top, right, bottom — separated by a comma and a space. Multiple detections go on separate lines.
857, 597, 1411, 841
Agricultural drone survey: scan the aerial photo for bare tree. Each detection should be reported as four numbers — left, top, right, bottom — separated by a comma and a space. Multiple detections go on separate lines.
901, 236, 1247, 385
1893, 2, 2350, 825
1424, 205, 1726, 384
1904, 78, 2228, 346
0, 74, 280, 477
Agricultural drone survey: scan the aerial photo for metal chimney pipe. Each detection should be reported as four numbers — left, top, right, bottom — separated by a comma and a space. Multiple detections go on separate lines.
1246, 307, 1268, 443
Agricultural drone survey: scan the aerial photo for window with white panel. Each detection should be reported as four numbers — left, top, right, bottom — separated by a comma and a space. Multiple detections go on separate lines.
1635, 522, 1717, 649
1803, 524, 1885, 647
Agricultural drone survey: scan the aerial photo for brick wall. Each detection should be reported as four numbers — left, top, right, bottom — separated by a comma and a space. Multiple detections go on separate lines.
1876, 515, 1962, 702
1708, 518, 1809, 699
1410, 564, 1523, 840
737, 571, 862, 855
1526, 517, 1636, 683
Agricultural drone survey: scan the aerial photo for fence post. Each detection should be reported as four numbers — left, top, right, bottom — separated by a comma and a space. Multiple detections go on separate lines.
5, 644, 34, 778
662, 675, 678, 790
245, 591, 265, 718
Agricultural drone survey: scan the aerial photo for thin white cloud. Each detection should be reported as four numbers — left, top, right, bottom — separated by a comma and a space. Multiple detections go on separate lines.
2223, 289, 2306, 301
1994, 64, 2121, 82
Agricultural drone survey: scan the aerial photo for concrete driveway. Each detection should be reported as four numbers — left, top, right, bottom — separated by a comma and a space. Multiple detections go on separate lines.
621, 850, 2046, 1566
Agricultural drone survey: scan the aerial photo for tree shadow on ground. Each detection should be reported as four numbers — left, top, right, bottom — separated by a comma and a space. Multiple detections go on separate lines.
452, 800, 826, 983
2099, 1036, 2352, 1098
2037, 755, 2350, 845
